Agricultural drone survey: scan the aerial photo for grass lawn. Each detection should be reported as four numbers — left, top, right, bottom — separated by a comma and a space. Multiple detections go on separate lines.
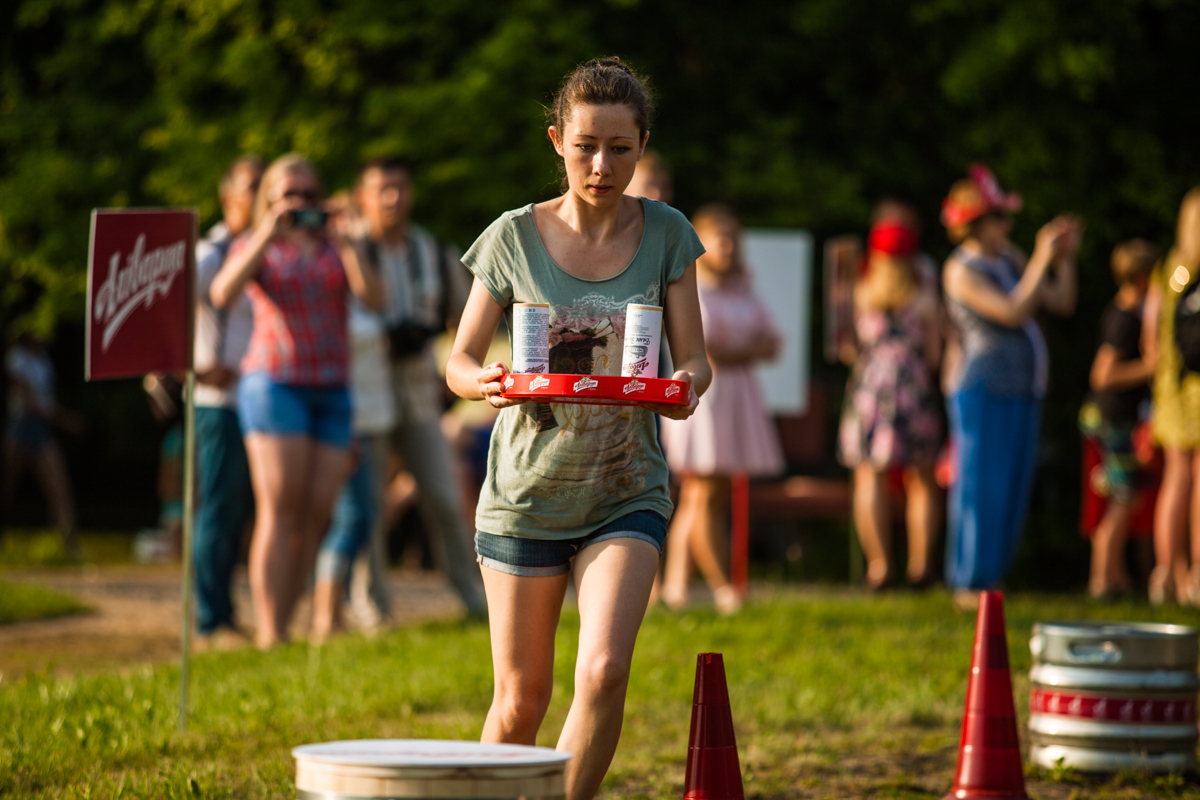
4, 589, 1200, 798
0, 581, 89, 625
0, 530, 137, 568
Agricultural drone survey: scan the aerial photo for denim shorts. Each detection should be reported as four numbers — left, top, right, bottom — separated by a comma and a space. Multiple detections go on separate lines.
475, 510, 668, 577
237, 372, 352, 448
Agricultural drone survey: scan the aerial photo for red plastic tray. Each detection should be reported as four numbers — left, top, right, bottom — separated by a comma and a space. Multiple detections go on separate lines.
501, 373, 688, 406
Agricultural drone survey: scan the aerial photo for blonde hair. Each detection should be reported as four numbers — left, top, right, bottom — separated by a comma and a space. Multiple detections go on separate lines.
860, 253, 917, 312
1110, 239, 1159, 286
1175, 186, 1200, 266
252, 153, 322, 227
945, 179, 986, 244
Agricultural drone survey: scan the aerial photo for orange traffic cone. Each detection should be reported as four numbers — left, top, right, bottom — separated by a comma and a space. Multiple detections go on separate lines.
684, 653, 744, 800
944, 591, 1029, 800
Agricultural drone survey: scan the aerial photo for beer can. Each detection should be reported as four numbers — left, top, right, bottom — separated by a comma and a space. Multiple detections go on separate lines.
512, 303, 550, 374
621, 304, 662, 378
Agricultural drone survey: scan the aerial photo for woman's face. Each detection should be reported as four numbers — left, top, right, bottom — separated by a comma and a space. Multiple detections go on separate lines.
696, 217, 740, 275
551, 103, 646, 207
973, 211, 1012, 249
269, 169, 320, 211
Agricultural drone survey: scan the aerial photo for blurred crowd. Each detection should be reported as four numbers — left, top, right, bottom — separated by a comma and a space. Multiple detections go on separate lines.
5, 152, 1200, 639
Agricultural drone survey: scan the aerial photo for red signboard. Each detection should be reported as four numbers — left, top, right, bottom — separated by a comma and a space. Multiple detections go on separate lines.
86, 208, 197, 380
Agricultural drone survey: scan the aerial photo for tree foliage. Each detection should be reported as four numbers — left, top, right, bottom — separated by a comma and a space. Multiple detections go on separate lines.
3, 0, 1198, 331
3, 0, 1199, 545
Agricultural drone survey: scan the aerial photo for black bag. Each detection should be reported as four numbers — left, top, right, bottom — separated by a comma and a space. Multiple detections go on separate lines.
1176, 274, 1200, 374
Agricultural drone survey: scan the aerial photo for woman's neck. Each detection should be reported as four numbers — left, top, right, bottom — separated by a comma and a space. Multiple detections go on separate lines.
964, 236, 1003, 259
697, 263, 736, 288
552, 190, 630, 242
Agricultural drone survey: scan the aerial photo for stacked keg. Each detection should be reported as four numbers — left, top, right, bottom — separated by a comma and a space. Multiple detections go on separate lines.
1029, 622, 1199, 772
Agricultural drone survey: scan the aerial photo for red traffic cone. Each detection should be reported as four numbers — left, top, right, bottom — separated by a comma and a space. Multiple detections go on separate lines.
944, 591, 1029, 800
684, 653, 744, 800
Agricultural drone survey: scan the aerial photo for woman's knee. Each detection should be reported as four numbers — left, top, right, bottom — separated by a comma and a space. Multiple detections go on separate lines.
493, 674, 552, 730
576, 651, 632, 698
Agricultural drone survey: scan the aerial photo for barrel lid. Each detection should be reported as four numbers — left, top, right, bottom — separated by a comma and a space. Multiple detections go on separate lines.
292, 740, 571, 768
1031, 622, 1199, 670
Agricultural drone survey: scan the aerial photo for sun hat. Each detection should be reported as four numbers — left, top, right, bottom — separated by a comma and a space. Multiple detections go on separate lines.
940, 162, 1023, 229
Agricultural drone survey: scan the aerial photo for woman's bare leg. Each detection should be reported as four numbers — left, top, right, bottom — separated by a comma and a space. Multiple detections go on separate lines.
479, 567, 568, 744
559, 538, 659, 800
853, 464, 892, 588
245, 433, 313, 648
1091, 501, 1133, 596
902, 465, 939, 584
661, 477, 700, 608
1153, 447, 1192, 602
688, 476, 733, 596
299, 443, 349, 640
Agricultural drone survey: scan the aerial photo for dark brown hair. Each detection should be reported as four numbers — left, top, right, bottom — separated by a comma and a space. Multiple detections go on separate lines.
219, 155, 263, 194
1111, 238, 1159, 285
549, 57, 654, 142
357, 155, 413, 184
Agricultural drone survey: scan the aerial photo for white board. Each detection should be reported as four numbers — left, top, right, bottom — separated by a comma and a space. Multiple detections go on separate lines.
742, 229, 813, 415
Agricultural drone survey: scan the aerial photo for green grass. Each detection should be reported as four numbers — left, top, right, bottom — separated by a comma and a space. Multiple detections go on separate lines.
4, 590, 1200, 798
0, 581, 89, 625
0, 530, 136, 567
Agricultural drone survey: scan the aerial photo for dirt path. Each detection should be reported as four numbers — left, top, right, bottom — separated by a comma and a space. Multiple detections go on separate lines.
0, 565, 465, 681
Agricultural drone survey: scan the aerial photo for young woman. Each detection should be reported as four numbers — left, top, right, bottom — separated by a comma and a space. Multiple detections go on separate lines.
211, 154, 383, 649
659, 204, 783, 613
446, 58, 710, 800
940, 164, 1081, 609
1144, 188, 1200, 604
838, 218, 943, 590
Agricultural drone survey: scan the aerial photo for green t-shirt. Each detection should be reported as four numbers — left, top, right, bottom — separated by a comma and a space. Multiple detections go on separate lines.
462, 198, 705, 540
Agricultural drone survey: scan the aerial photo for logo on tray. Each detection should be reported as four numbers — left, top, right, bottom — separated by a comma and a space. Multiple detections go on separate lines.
530, 375, 550, 391
503, 375, 515, 390
623, 379, 646, 396
664, 383, 681, 399
573, 376, 599, 393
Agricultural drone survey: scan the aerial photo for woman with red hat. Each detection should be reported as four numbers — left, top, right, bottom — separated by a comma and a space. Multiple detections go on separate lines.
838, 213, 943, 589
940, 164, 1082, 607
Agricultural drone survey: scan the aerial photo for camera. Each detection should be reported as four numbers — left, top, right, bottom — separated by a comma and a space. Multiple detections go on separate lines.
288, 206, 329, 231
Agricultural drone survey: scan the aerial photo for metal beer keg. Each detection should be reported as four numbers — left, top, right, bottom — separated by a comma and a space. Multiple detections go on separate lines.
1029, 622, 1199, 772
293, 740, 571, 799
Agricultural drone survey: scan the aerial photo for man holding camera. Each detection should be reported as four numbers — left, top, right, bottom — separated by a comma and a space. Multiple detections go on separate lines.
354, 156, 486, 617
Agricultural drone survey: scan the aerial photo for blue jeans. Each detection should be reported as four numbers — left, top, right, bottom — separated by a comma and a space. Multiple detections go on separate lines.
316, 435, 377, 585
237, 372, 352, 448
193, 406, 253, 634
475, 510, 668, 577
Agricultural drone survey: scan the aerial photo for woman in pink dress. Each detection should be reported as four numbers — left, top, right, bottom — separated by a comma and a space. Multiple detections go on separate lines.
660, 204, 784, 613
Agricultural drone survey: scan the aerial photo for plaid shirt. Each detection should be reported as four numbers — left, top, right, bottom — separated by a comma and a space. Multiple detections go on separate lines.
237, 237, 349, 386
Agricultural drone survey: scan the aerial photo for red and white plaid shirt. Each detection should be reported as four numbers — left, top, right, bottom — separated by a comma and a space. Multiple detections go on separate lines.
236, 237, 349, 386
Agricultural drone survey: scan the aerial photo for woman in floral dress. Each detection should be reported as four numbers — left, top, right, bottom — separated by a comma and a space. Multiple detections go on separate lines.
839, 218, 943, 590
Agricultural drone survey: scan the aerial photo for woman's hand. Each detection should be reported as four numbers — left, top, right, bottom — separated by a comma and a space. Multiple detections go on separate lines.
478, 361, 529, 409
1032, 216, 1070, 264
640, 370, 698, 420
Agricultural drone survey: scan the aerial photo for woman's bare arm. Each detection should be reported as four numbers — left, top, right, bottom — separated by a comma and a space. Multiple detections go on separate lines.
1090, 343, 1155, 393
446, 278, 527, 408
210, 203, 291, 308
642, 263, 711, 420
335, 236, 384, 311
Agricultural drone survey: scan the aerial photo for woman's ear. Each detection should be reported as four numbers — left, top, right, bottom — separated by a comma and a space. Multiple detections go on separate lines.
548, 126, 564, 156
639, 131, 650, 158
